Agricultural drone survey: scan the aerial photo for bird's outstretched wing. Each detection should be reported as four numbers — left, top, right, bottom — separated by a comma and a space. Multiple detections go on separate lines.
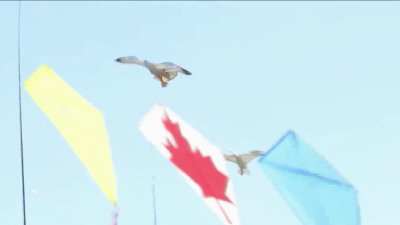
239, 150, 265, 163
115, 56, 145, 67
223, 154, 238, 163
161, 62, 192, 75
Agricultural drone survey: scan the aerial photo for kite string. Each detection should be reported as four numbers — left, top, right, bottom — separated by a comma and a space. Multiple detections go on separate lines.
17, 1, 27, 225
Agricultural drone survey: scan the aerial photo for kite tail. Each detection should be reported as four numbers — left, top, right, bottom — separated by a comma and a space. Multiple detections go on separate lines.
110, 210, 119, 225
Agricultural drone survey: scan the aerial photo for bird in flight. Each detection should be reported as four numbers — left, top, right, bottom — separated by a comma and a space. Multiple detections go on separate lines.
115, 56, 192, 88
224, 150, 265, 175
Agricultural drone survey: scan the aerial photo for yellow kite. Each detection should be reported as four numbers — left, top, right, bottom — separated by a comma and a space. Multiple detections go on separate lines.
24, 65, 118, 206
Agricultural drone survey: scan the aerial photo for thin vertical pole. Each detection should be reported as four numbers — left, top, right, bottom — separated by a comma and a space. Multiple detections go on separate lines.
17, 1, 27, 225
152, 176, 157, 225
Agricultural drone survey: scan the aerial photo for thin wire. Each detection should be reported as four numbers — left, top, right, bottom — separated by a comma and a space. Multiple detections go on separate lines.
152, 176, 157, 225
17, 1, 27, 225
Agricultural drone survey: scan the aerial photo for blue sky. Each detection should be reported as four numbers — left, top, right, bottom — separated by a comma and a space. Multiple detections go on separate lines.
1, 1, 400, 225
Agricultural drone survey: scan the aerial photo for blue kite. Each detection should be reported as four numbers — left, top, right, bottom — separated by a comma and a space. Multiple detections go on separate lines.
259, 130, 360, 225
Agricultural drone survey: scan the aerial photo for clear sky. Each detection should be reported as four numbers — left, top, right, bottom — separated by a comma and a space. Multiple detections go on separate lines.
1, 1, 400, 225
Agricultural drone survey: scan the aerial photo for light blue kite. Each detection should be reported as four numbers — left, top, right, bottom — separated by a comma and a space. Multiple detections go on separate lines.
259, 130, 360, 225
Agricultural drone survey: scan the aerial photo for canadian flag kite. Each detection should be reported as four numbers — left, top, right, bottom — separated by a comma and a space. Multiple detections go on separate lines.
139, 104, 240, 225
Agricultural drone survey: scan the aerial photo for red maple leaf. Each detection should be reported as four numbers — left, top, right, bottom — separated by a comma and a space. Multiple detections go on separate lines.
162, 112, 233, 204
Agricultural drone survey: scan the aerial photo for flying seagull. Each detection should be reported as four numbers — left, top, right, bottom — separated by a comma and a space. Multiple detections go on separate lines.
115, 56, 192, 88
224, 150, 265, 175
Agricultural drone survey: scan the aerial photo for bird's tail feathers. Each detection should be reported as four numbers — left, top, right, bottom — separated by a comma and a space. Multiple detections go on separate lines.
180, 67, 192, 75
239, 168, 251, 175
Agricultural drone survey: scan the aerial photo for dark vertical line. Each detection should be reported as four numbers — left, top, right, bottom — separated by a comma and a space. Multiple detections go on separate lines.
152, 176, 157, 225
17, 1, 27, 225
215, 199, 232, 225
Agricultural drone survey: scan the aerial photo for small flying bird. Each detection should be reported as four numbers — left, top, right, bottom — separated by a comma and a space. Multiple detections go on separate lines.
224, 150, 265, 175
115, 56, 192, 88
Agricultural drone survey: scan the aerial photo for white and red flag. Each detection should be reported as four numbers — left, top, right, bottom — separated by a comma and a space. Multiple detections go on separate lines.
139, 104, 240, 225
